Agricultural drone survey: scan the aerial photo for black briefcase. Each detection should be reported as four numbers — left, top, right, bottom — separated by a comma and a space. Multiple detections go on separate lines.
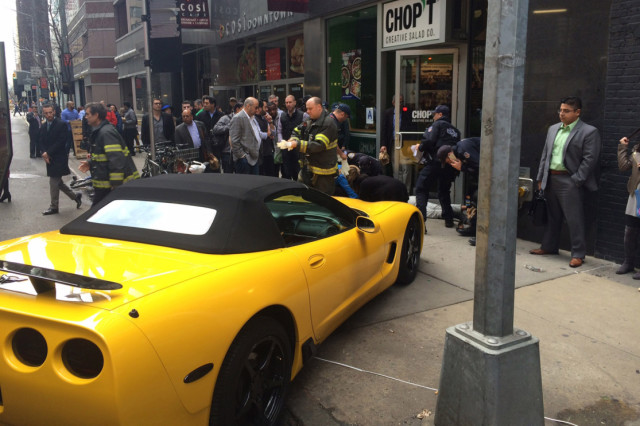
528, 190, 548, 226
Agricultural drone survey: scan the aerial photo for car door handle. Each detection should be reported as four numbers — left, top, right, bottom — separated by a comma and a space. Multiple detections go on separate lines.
308, 254, 325, 269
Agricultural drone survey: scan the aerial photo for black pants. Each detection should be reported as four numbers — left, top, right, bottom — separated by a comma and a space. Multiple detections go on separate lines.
124, 128, 137, 155
282, 149, 300, 180
415, 161, 457, 223
260, 155, 276, 177
29, 132, 40, 157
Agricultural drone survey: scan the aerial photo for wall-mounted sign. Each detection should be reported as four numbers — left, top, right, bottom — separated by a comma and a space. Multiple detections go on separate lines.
179, 0, 210, 29
382, 0, 445, 48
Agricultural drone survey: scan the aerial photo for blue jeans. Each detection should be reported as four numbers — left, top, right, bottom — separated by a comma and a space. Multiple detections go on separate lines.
234, 157, 259, 175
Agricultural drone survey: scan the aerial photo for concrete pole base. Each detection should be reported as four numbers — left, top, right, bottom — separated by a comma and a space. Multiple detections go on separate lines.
434, 322, 544, 425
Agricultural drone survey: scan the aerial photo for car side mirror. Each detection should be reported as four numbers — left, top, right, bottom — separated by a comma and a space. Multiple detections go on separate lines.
356, 216, 379, 233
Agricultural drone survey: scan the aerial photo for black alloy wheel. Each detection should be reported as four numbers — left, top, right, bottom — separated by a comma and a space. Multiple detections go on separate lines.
395, 214, 421, 285
210, 316, 292, 425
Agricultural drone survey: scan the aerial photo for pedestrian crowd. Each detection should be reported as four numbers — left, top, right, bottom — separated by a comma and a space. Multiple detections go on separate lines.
8, 93, 631, 274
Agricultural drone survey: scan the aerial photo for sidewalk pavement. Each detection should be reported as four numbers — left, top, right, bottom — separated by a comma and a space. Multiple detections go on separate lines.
285, 219, 640, 425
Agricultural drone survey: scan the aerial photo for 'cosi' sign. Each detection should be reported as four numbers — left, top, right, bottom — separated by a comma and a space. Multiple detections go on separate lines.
383, 0, 443, 48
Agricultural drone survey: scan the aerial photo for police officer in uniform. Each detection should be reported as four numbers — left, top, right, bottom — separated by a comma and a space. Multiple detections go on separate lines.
413, 105, 461, 232
280, 97, 338, 195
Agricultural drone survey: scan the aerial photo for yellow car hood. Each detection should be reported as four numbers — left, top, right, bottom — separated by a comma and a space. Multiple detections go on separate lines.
0, 231, 266, 310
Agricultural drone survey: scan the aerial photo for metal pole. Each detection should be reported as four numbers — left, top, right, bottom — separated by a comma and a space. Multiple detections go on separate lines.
59, 0, 71, 105
434, 1, 543, 423
142, 0, 155, 160
472, 0, 527, 337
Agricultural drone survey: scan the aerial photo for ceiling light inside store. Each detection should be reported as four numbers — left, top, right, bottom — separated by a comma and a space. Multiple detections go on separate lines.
532, 9, 568, 14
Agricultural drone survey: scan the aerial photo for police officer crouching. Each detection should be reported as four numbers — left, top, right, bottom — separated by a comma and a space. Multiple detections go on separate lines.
279, 97, 338, 195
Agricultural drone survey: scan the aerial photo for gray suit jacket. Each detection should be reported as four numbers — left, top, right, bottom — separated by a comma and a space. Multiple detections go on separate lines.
536, 120, 601, 191
229, 111, 260, 165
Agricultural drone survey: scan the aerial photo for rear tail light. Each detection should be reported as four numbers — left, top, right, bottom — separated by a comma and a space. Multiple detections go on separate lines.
12, 328, 47, 367
62, 339, 104, 379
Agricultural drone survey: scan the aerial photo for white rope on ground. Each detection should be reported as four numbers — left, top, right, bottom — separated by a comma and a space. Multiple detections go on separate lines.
314, 357, 580, 425
314, 357, 438, 392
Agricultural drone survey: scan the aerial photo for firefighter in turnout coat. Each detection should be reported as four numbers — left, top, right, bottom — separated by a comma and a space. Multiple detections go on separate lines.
280, 97, 338, 195
79, 102, 140, 206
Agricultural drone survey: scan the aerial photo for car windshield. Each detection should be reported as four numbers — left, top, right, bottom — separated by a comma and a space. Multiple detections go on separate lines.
87, 200, 217, 235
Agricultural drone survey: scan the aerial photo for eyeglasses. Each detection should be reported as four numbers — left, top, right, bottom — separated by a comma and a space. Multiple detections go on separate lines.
153, 102, 162, 105
557, 108, 576, 114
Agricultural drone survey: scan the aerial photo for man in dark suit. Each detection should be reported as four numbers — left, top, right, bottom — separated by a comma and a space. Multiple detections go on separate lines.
280, 94, 304, 180
141, 99, 175, 146
39, 104, 82, 215
196, 96, 225, 160
26, 106, 42, 157
175, 109, 217, 172
530, 96, 601, 268
230, 97, 261, 175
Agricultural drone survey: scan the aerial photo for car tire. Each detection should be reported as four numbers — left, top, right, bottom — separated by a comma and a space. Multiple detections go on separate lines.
395, 214, 421, 285
209, 316, 292, 426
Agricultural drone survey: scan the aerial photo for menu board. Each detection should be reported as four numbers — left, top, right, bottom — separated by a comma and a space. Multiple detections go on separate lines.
341, 49, 361, 100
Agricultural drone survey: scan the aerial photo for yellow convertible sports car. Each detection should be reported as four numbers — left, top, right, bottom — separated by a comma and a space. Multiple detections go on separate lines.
0, 174, 423, 425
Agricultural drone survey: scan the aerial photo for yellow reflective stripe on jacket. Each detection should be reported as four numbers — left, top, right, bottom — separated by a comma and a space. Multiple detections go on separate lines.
124, 171, 140, 183
104, 144, 123, 153
110, 172, 124, 181
92, 154, 108, 162
299, 139, 308, 153
315, 133, 331, 149
92, 180, 111, 188
310, 164, 338, 175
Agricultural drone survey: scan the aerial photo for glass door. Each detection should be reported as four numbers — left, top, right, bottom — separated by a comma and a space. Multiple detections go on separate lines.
210, 86, 238, 114
394, 50, 458, 192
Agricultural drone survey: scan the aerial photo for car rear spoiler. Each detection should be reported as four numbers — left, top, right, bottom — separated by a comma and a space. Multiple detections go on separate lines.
0, 260, 122, 294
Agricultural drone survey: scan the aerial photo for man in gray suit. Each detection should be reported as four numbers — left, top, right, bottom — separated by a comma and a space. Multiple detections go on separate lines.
530, 96, 601, 268
230, 97, 263, 175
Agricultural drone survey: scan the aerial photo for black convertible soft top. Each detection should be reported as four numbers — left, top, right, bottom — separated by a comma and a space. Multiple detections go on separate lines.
61, 174, 307, 254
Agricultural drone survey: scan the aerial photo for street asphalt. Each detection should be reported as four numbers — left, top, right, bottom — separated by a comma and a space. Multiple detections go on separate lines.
2, 115, 639, 425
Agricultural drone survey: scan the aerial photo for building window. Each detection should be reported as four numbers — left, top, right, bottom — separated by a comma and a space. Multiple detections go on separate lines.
130, 0, 143, 31
326, 7, 377, 135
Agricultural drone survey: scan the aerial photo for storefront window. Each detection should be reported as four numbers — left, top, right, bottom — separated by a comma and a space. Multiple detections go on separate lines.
290, 83, 303, 103
236, 44, 259, 83
327, 7, 377, 138
288, 35, 304, 78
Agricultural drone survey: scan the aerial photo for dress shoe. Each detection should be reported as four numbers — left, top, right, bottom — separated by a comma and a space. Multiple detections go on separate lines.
445, 219, 455, 228
75, 193, 82, 209
569, 257, 584, 268
0, 192, 10, 202
42, 208, 59, 215
616, 261, 634, 275
468, 237, 476, 246
456, 226, 476, 237
529, 248, 559, 255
